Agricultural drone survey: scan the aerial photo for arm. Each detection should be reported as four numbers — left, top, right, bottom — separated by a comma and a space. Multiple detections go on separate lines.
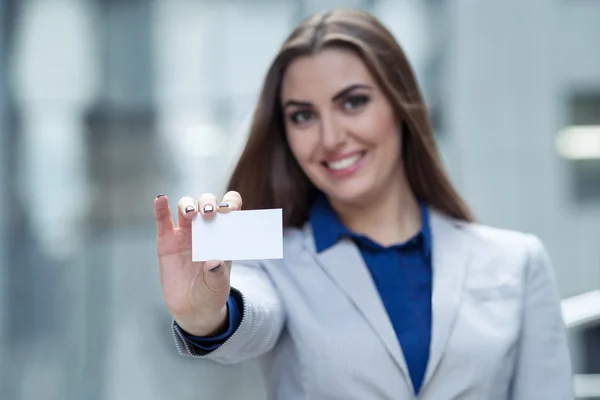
510, 235, 574, 399
172, 260, 285, 365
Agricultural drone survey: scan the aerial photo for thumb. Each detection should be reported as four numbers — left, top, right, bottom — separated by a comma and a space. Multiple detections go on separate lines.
199, 260, 231, 303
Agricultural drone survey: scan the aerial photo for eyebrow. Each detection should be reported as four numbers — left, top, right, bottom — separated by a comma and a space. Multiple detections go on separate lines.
282, 83, 373, 109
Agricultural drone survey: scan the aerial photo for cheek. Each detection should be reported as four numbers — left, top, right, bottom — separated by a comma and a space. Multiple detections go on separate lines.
375, 109, 401, 150
286, 130, 318, 164
361, 116, 403, 165
352, 102, 399, 144
382, 126, 401, 150
382, 133, 402, 166
286, 135, 304, 164
355, 119, 402, 156
380, 128, 402, 165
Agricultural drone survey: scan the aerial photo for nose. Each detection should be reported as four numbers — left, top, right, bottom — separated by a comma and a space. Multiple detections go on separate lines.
320, 113, 346, 151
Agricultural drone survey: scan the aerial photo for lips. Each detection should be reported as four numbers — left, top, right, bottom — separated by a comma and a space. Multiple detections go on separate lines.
325, 153, 363, 170
322, 151, 366, 177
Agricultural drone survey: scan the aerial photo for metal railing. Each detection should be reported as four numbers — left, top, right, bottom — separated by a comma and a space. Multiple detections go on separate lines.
562, 290, 600, 399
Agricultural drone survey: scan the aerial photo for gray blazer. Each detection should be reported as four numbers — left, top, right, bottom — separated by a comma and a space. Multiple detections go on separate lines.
172, 209, 574, 399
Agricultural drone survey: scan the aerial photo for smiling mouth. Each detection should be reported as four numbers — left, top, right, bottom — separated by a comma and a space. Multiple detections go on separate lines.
323, 152, 366, 171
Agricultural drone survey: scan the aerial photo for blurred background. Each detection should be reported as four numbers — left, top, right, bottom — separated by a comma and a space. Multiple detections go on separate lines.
0, 0, 599, 399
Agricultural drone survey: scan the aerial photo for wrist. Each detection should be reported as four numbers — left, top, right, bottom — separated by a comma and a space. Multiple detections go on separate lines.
176, 305, 229, 337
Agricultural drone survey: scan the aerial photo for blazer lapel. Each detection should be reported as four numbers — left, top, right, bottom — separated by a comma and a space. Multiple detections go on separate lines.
422, 210, 472, 387
302, 229, 412, 387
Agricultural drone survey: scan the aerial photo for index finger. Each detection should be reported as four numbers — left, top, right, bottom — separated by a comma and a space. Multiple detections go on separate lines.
217, 190, 242, 213
154, 194, 175, 237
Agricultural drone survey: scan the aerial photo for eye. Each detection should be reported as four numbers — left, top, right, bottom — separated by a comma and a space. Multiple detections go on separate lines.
289, 110, 314, 125
343, 95, 369, 111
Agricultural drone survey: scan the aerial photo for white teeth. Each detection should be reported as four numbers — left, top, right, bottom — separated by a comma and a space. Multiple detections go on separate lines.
326, 154, 362, 171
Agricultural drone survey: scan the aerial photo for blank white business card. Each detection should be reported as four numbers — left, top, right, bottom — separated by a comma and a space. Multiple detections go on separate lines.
192, 209, 283, 262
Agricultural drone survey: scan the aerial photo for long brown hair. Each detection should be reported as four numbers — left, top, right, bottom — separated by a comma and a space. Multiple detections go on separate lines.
227, 8, 474, 227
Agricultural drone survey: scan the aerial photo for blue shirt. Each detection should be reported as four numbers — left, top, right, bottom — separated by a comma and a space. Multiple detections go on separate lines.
181, 195, 433, 394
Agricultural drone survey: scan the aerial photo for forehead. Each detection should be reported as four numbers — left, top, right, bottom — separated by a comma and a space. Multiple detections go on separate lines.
281, 47, 376, 100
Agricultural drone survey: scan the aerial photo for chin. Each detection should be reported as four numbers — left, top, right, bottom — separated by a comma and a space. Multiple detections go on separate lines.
320, 182, 376, 208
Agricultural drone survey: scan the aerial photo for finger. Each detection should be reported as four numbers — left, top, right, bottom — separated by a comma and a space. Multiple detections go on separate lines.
154, 194, 175, 237
217, 190, 243, 213
177, 196, 197, 229
202, 260, 231, 294
197, 193, 218, 218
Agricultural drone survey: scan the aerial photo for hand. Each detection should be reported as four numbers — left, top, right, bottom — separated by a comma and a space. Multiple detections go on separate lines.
154, 191, 243, 336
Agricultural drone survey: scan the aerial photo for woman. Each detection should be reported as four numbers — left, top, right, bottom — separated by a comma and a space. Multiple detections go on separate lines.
153, 9, 573, 400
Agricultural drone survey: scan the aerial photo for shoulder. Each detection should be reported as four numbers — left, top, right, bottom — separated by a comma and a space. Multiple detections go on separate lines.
432, 213, 560, 305
440, 212, 552, 279
461, 219, 544, 256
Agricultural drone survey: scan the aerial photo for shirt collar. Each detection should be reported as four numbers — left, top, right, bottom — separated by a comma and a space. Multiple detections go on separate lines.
309, 193, 432, 256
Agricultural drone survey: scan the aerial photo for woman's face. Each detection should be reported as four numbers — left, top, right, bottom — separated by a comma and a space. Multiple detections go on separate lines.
281, 47, 404, 207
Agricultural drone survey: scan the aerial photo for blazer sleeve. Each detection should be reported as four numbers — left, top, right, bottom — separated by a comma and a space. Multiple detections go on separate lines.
510, 235, 574, 399
172, 259, 285, 365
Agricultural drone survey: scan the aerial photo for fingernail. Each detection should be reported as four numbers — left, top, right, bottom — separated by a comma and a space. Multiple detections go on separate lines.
209, 264, 221, 272
203, 204, 214, 213
219, 202, 229, 208
156, 193, 166, 198
185, 206, 195, 213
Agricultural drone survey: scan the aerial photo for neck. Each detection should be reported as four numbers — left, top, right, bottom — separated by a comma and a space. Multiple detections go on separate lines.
329, 176, 422, 247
